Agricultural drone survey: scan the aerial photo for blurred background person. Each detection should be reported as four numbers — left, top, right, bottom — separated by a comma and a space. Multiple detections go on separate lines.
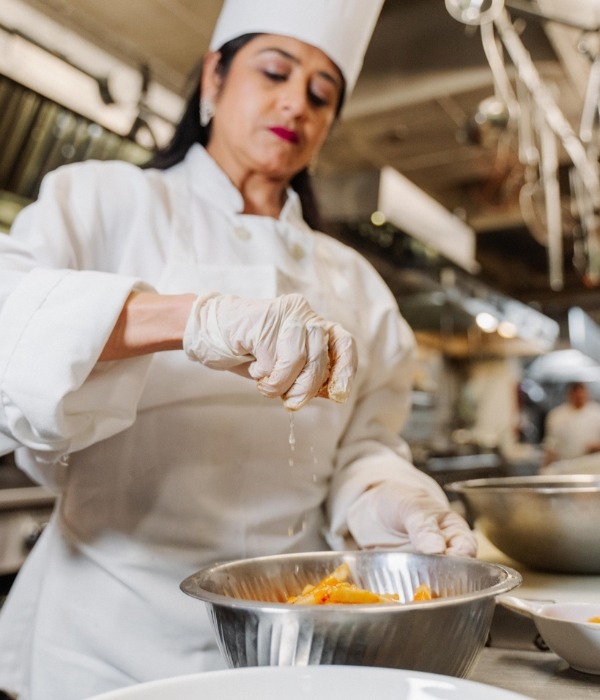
543, 381, 600, 467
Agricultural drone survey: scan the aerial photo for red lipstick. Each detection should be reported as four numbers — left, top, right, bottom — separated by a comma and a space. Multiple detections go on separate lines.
269, 126, 299, 144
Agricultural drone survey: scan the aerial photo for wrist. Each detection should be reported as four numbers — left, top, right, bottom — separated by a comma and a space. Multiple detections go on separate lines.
100, 292, 197, 361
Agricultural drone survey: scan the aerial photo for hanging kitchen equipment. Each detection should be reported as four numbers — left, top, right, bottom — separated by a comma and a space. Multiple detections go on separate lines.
493, 8, 600, 206
516, 79, 547, 246
448, 0, 600, 290
445, 0, 504, 26
570, 165, 600, 283
573, 54, 600, 283
479, 17, 519, 127
539, 117, 563, 290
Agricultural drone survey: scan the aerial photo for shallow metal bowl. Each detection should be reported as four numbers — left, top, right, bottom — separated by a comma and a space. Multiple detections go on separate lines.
180, 550, 520, 678
446, 474, 600, 574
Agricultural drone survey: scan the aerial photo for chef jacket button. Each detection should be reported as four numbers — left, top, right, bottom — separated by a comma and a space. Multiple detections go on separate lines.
290, 243, 305, 260
233, 226, 251, 240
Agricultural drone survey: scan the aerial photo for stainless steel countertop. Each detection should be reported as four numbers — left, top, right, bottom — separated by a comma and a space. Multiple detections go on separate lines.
471, 647, 600, 698
469, 531, 600, 698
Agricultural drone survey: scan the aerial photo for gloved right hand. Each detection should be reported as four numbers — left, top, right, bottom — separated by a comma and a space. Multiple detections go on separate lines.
183, 292, 357, 410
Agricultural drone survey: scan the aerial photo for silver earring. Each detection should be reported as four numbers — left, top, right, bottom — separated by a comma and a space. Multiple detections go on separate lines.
200, 98, 214, 127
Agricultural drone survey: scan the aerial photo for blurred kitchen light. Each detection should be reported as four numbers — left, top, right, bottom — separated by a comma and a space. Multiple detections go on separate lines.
475, 312, 499, 332
370, 210, 386, 226
497, 320, 518, 338
378, 166, 480, 273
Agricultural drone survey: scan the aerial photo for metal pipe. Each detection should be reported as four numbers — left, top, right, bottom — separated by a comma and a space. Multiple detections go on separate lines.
539, 119, 563, 290
494, 8, 600, 208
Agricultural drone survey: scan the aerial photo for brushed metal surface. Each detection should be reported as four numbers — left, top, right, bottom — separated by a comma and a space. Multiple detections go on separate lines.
447, 475, 600, 574
181, 550, 521, 678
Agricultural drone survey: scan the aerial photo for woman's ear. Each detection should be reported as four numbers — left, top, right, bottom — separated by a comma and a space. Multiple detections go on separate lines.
200, 51, 222, 103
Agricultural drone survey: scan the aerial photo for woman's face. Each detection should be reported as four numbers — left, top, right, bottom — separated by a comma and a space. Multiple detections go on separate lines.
203, 34, 343, 183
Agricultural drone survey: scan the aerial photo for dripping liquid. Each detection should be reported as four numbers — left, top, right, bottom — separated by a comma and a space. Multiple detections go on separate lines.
288, 411, 296, 468
286, 411, 319, 537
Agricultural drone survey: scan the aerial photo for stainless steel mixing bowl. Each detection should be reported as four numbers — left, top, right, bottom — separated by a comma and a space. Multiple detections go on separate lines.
180, 550, 521, 678
446, 474, 600, 574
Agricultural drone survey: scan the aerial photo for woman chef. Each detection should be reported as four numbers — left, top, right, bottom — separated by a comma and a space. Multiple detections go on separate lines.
0, 1, 477, 698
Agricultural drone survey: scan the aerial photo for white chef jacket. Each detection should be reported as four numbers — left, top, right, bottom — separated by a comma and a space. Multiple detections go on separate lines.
0, 145, 446, 700
544, 400, 600, 462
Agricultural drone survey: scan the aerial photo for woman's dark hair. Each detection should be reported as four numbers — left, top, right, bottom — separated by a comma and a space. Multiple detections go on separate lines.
145, 33, 345, 230
145, 34, 254, 170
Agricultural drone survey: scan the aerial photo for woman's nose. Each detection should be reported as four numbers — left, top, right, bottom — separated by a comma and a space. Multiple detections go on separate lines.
278, 79, 309, 116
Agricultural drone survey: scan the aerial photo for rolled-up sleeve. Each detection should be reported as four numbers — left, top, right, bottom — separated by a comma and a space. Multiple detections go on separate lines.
0, 161, 164, 458
0, 267, 153, 455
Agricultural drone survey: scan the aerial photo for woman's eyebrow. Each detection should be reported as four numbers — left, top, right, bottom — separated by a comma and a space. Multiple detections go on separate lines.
256, 47, 342, 88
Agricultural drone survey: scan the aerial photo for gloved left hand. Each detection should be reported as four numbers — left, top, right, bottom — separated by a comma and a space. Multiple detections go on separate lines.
346, 481, 478, 557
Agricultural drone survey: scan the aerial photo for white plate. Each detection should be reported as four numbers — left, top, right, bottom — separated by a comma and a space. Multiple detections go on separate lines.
87, 666, 534, 700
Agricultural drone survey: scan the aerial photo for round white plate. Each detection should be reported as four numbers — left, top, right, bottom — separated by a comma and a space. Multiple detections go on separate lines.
87, 666, 534, 700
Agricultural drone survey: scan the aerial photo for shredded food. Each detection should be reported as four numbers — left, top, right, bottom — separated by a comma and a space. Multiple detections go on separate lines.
286, 563, 435, 605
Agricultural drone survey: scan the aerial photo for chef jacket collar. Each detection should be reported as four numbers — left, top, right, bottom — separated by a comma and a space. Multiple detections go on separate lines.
184, 143, 305, 225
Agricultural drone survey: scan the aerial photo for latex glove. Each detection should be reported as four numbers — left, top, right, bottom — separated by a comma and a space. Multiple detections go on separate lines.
183, 292, 357, 410
347, 481, 478, 557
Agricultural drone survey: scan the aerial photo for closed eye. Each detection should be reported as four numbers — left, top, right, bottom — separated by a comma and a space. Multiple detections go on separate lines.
263, 71, 332, 108
263, 70, 287, 82
309, 92, 329, 108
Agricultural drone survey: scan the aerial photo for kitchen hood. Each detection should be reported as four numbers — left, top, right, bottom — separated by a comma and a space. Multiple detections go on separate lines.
317, 167, 559, 358
316, 167, 481, 274
378, 166, 480, 275
396, 266, 560, 357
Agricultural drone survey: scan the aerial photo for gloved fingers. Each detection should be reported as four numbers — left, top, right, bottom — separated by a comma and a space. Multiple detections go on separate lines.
282, 323, 330, 410
255, 319, 307, 398
406, 508, 477, 557
438, 512, 478, 557
245, 339, 279, 382
403, 509, 448, 555
226, 361, 254, 380
445, 536, 478, 558
323, 323, 357, 403
347, 482, 476, 556
233, 319, 323, 404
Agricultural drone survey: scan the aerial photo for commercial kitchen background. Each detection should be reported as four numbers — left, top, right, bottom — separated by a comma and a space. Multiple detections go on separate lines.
2, 0, 600, 585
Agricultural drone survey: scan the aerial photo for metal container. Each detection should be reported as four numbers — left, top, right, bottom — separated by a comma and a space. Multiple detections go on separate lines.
180, 550, 521, 678
446, 474, 600, 574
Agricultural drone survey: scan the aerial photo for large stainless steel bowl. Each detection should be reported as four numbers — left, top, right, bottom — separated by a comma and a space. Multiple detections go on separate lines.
446, 474, 600, 574
180, 550, 521, 678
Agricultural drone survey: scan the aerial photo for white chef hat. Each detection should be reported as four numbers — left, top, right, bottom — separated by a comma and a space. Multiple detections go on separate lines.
209, 0, 385, 96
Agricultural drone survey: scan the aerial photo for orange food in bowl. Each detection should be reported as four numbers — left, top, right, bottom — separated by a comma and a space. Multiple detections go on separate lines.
412, 582, 434, 601
286, 563, 434, 605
